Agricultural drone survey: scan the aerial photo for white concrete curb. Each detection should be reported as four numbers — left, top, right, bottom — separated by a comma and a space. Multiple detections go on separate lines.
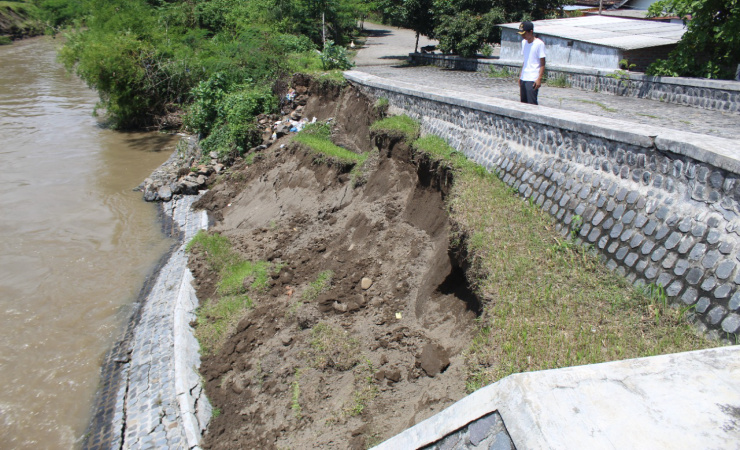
374, 346, 740, 449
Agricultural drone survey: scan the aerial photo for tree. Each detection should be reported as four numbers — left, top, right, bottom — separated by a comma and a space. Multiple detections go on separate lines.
403, 0, 435, 52
647, 0, 739, 79
432, 0, 504, 57
429, 0, 571, 57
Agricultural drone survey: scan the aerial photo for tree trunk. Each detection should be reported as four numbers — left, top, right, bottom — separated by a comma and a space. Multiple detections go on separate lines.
415, 32, 420, 53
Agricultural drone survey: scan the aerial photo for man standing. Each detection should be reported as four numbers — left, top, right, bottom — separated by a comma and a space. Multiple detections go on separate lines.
518, 21, 546, 105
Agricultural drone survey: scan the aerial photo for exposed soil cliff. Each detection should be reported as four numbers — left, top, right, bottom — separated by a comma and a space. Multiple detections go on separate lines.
189, 77, 480, 448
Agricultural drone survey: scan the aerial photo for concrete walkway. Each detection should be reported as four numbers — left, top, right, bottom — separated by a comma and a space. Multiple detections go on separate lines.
353, 22, 740, 141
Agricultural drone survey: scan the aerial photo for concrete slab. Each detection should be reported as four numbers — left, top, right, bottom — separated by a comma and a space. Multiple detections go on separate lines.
374, 346, 740, 449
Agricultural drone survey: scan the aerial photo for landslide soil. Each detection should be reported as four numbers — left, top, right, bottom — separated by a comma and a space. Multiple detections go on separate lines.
190, 79, 480, 449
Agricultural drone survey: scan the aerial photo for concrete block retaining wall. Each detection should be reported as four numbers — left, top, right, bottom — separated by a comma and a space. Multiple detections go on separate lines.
345, 71, 740, 339
410, 53, 740, 114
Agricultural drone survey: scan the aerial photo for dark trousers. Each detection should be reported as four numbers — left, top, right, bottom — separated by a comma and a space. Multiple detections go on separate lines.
520, 80, 539, 105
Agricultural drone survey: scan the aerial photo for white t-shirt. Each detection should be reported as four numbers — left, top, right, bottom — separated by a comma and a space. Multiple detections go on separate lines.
520, 38, 546, 81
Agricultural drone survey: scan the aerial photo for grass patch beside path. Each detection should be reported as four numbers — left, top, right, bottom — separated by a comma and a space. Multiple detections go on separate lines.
379, 117, 718, 392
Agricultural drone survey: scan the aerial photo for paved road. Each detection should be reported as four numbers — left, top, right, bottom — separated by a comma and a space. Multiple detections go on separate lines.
353, 22, 740, 141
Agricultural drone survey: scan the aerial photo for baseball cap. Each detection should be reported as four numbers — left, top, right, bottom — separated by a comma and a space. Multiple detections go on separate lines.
518, 21, 534, 35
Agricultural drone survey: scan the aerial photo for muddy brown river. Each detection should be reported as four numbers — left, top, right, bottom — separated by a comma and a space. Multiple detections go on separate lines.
0, 37, 176, 448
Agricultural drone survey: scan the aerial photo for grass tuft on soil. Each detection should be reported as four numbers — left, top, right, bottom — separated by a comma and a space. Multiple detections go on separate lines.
195, 294, 253, 356
293, 122, 368, 166
308, 322, 363, 371
386, 116, 716, 392
370, 114, 420, 141
302, 269, 334, 302
187, 230, 280, 354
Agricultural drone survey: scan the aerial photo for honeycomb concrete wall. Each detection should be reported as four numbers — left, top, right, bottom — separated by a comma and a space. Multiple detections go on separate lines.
345, 71, 740, 340
410, 53, 740, 114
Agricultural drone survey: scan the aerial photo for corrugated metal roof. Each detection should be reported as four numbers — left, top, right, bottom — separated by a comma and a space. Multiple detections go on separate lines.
500, 16, 686, 50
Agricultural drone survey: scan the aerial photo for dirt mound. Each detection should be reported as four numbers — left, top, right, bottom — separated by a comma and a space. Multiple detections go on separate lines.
189, 82, 480, 449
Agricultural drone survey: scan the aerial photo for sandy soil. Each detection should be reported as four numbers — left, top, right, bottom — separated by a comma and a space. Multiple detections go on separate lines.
189, 76, 480, 449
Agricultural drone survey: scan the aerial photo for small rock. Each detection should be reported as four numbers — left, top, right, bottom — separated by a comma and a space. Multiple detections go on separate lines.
281, 336, 293, 346
235, 340, 249, 353
420, 343, 450, 377
351, 424, 369, 437
385, 368, 402, 383
143, 189, 158, 202
333, 301, 348, 312
361, 277, 373, 290
157, 185, 172, 202
236, 318, 252, 333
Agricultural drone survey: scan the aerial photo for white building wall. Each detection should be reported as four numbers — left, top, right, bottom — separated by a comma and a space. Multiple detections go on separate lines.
500, 28, 623, 70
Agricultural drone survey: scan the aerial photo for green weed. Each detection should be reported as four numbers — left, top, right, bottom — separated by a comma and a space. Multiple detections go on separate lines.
186, 231, 279, 354
373, 97, 389, 118
346, 359, 377, 417
574, 99, 617, 112
570, 215, 583, 239
437, 145, 713, 391
546, 73, 571, 88
302, 270, 334, 302
487, 66, 511, 78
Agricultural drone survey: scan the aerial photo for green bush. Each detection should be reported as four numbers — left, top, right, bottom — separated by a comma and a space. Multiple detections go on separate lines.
37, 0, 90, 28
275, 33, 317, 53
319, 40, 354, 70
647, 0, 740, 79
186, 75, 276, 158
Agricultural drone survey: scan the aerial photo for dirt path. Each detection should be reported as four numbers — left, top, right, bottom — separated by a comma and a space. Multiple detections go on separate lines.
190, 77, 478, 449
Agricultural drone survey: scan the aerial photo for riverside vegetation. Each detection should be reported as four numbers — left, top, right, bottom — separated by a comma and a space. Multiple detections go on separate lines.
183, 77, 717, 448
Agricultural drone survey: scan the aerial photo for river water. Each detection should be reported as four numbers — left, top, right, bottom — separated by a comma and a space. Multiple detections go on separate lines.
0, 37, 176, 448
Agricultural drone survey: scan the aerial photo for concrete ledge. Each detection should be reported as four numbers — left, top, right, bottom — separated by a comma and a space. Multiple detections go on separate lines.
375, 346, 740, 449
416, 54, 740, 92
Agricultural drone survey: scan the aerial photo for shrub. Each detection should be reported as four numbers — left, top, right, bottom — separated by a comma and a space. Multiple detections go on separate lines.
319, 40, 354, 70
